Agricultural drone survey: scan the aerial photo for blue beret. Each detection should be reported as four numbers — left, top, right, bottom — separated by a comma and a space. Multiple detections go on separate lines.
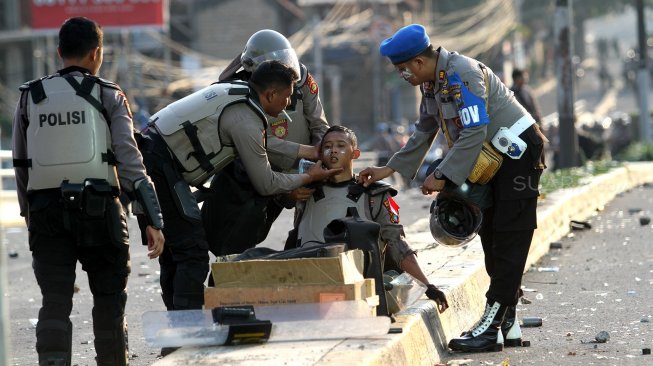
379, 24, 431, 65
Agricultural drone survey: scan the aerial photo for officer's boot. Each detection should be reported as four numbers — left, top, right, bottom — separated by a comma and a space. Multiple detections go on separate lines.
94, 316, 128, 366
501, 305, 523, 347
37, 320, 73, 366
38, 354, 68, 366
448, 301, 507, 352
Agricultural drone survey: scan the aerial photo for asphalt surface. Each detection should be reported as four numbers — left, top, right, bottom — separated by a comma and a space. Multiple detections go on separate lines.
440, 184, 653, 366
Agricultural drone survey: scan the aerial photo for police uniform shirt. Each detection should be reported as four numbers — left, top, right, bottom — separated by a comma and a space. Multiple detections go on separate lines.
218, 102, 305, 196
296, 181, 415, 266
387, 47, 528, 185
12, 66, 148, 217
219, 56, 329, 172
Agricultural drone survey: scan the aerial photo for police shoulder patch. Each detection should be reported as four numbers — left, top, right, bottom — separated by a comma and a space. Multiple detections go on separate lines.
306, 73, 319, 94
270, 118, 289, 139
117, 92, 133, 119
383, 197, 400, 224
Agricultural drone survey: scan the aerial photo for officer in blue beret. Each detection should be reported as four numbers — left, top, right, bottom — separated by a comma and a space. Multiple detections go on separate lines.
359, 23, 549, 353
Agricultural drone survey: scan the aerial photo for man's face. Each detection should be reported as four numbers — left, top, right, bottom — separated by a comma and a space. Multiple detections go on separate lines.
320, 131, 358, 171
394, 58, 421, 86
264, 84, 293, 117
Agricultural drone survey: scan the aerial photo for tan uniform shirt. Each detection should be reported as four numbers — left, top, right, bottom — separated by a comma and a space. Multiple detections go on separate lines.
218, 102, 305, 196
219, 56, 329, 172
387, 47, 528, 185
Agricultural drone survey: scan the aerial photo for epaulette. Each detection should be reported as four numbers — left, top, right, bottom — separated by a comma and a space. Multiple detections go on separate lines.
367, 180, 398, 197
18, 75, 49, 92
93, 76, 122, 91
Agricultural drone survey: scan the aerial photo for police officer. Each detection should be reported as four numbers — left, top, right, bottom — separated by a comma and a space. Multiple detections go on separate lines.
11, 17, 164, 366
137, 60, 339, 349
201, 29, 330, 256
359, 24, 547, 352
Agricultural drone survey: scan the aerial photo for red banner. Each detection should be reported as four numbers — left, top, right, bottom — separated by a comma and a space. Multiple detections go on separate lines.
31, 0, 167, 30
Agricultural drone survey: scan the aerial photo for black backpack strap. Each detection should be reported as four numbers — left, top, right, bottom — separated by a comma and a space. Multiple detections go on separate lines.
62, 74, 111, 127
181, 120, 214, 174
29, 79, 47, 104
12, 158, 31, 168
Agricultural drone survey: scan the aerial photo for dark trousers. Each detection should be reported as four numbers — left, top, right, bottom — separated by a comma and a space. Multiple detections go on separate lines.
28, 193, 130, 365
478, 124, 546, 306
139, 134, 209, 310
201, 161, 280, 256
479, 207, 535, 306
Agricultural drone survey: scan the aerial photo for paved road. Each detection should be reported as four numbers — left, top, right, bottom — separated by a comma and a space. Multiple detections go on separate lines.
440, 184, 653, 365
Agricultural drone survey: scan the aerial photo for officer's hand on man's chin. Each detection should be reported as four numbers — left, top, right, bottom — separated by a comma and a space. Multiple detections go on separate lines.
145, 226, 165, 259
306, 161, 342, 182
426, 284, 449, 313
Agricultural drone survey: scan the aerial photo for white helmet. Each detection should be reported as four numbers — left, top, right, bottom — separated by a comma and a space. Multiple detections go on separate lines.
241, 29, 301, 81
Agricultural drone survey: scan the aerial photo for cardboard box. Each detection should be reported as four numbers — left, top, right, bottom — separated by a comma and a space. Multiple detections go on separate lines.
204, 278, 377, 309
211, 249, 365, 287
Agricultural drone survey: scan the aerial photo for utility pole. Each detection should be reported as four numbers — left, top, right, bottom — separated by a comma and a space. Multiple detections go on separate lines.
554, 0, 579, 168
312, 15, 323, 86
637, 0, 650, 142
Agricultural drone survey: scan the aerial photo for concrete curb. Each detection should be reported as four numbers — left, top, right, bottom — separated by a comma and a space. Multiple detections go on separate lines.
156, 162, 653, 365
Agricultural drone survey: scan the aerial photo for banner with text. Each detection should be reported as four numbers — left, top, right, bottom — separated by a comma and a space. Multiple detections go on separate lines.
31, 0, 167, 30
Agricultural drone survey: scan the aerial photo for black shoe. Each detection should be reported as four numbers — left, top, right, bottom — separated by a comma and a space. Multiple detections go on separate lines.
448, 301, 507, 352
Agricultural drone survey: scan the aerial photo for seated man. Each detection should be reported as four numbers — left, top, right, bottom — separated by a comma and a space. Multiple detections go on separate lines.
288, 125, 449, 313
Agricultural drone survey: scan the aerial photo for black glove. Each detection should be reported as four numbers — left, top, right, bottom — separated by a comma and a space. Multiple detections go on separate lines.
426, 284, 449, 313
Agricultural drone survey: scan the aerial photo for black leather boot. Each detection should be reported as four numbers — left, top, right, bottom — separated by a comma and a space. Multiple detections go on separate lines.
448, 301, 507, 352
502, 305, 523, 347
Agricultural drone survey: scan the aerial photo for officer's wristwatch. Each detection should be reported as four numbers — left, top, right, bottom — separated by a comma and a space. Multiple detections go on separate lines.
433, 169, 444, 180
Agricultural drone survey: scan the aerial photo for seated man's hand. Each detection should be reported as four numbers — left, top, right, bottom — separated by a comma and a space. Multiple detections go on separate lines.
290, 187, 315, 201
426, 284, 449, 313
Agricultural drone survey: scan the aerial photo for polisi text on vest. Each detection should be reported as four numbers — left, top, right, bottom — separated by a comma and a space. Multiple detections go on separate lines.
39, 111, 86, 127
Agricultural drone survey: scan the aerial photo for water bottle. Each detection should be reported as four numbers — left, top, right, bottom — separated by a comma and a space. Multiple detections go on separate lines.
298, 159, 315, 174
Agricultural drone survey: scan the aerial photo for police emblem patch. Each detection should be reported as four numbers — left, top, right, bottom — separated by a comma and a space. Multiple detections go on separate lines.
306, 73, 319, 94
270, 118, 289, 139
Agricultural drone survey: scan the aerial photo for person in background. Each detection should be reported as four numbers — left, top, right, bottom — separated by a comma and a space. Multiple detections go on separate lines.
510, 68, 542, 125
